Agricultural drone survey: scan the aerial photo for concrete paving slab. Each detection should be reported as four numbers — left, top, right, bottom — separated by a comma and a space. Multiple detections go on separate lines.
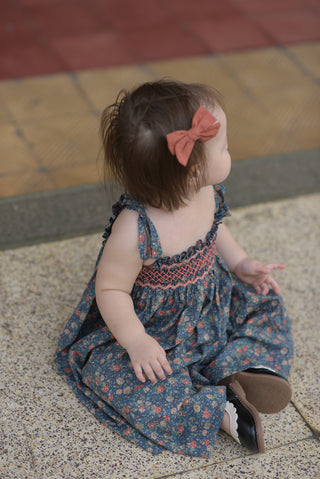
162, 439, 320, 479
1, 149, 319, 250
146, 55, 242, 96
1, 45, 319, 201
219, 46, 308, 92
0, 123, 40, 175
287, 42, 320, 79
224, 194, 320, 434
0, 194, 319, 478
76, 65, 154, 113
19, 113, 100, 172
0, 74, 91, 122
0, 333, 312, 479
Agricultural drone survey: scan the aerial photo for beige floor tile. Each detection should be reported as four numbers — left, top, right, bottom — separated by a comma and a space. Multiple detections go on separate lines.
258, 82, 320, 153
220, 47, 307, 93
0, 394, 36, 479
147, 55, 242, 99
226, 81, 320, 158
49, 162, 101, 189
277, 197, 320, 433
0, 98, 11, 123
288, 42, 320, 79
19, 112, 100, 170
0, 124, 39, 175
292, 354, 320, 435
0, 169, 55, 198
76, 65, 154, 112
226, 93, 285, 160
1, 195, 319, 478
164, 439, 320, 478
219, 47, 320, 155
225, 194, 320, 435
0, 74, 91, 122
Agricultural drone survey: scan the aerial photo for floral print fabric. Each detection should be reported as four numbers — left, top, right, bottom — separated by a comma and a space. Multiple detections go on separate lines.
55, 184, 293, 458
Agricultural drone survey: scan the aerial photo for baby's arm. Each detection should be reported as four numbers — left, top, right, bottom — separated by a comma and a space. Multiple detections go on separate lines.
95, 209, 172, 383
216, 223, 284, 295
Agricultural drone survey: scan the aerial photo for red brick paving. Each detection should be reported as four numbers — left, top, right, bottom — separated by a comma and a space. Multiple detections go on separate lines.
0, 0, 319, 79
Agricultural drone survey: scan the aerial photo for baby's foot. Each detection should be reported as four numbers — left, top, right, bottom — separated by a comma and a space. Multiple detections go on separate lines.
219, 367, 292, 414
224, 380, 265, 453
234, 368, 292, 414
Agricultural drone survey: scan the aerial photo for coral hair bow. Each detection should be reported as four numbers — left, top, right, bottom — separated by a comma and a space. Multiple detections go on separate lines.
166, 106, 220, 167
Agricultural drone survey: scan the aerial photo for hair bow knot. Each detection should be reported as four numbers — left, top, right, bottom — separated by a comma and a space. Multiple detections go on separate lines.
166, 106, 220, 167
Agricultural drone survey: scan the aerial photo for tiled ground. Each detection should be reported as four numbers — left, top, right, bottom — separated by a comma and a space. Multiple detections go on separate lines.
0, 1, 319, 477
0, 0, 319, 199
0, 42, 319, 198
1, 0, 319, 79
1, 194, 319, 478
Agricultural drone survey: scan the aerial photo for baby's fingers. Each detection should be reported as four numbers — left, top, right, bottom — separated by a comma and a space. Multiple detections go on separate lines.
253, 281, 268, 295
133, 363, 146, 383
266, 276, 281, 295
263, 263, 285, 272
155, 346, 172, 376
143, 363, 159, 384
149, 356, 172, 382
163, 360, 173, 376
253, 276, 281, 295
159, 354, 173, 377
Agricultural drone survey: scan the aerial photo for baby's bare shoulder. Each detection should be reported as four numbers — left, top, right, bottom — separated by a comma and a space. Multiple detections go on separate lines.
97, 208, 142, 291
111, 208, 139, 239
103, 208, 142, 262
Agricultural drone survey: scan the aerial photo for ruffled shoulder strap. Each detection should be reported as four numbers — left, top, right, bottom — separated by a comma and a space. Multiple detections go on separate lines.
100, 193, 162, 263
214, 183, 231, 224
137, 207, 163, 261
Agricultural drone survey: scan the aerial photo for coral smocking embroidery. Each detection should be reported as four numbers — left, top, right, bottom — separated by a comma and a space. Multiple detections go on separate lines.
136, 242, 216, 290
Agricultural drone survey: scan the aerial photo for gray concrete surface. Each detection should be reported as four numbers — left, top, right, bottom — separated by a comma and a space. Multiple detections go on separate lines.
1, 149, 319, 250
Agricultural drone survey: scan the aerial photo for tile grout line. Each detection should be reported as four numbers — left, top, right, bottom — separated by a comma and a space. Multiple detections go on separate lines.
290, 401, 320, 441
281, 44, 320, 85
153, 436, 318, 479
69, 72, 102, 115
216, 52, 273, 117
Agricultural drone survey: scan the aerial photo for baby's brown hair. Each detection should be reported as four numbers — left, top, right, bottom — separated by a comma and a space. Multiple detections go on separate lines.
101, 80, 221, 210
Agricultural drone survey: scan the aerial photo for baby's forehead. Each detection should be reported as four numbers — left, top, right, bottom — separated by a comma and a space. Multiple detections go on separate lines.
200, 104, 225, 126
205, 102, 224, 115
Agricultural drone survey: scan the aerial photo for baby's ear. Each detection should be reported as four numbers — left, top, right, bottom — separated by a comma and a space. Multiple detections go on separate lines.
190, 163, 203, 181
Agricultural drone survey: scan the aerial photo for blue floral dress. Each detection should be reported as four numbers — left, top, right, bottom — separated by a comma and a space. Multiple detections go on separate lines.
55, 184, 293, 458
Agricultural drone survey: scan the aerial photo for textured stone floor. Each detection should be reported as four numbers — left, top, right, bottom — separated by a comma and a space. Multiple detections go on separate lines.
1, 3, 319, 477
1, 193, 319, 478
0, 43, 319, 198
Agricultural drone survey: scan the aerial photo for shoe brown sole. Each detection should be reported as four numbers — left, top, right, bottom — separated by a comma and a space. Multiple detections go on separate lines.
229, 380, 265, 453
234, 372, 292, 414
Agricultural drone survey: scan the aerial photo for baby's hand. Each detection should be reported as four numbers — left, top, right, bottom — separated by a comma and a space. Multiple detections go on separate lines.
126, 333, 172, 384
233, 257, 285, 295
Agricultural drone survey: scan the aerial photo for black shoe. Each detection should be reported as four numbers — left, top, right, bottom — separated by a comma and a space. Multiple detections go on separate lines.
234, 367, 292, 414
226, 381, 265, 453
